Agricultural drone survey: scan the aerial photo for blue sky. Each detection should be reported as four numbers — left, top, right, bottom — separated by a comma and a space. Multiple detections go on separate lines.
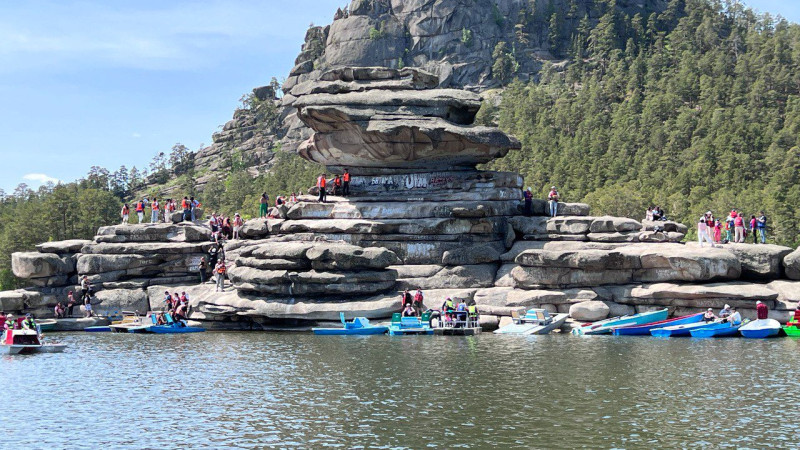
0, 0, 797, 192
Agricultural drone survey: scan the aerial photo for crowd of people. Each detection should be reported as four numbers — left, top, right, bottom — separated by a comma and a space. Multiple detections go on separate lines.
160, 291, 191, 323
316, 169, 351, 203
399, 289, 479, 328
121, 196, 202, 224
697, 210, 768, 246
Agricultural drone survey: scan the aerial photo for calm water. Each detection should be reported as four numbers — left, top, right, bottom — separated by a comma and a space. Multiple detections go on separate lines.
2, 332, 798, 448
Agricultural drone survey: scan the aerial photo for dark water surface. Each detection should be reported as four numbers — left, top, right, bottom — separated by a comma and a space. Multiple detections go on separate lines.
2, 332, 798, 448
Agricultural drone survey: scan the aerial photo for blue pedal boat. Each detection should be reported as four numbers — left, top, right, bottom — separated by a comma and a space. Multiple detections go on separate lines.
313, 313, 388, 336
572, 309, 669, 335
689, 320, 747, 338
136, 313, 205, 334
739, 319, 782, 339
388, 313, 433, 336
612, 312, 704, 336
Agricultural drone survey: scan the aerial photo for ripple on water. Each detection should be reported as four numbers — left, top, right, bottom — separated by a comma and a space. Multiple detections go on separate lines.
1, 333, 798, 448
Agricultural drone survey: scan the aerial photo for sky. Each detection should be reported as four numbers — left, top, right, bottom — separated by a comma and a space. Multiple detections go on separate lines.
0, 0, 797, 193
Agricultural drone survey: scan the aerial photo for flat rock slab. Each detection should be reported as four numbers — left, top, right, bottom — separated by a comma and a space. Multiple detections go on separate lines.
95, 223, 211, 243
12, 252, 75, 279
35, 240, 92, 254
785, 247, 800, 280
606, 282, 779, 309
687, 242, 792, 280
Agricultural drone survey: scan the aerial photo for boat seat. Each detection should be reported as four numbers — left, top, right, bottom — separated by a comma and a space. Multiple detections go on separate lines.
354, 318, 370, 328
391, 313, 401, 324
151, 315, 158, 325
421, 312, 431, 322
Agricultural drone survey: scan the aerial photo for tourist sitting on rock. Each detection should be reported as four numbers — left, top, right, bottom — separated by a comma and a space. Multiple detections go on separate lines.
402, 303, 415, 317
756, 300, 768, 320
653, 206, 666, 221
719, 304, 732, 319
180, 292, 189, 305
332, 174, 342, 196
289, 192, 298, 204
645, 207, 654, 221
703, 308, 717, 322
54, 302, 65, 319
413, 289, 424, 316
548, 186, 559, 217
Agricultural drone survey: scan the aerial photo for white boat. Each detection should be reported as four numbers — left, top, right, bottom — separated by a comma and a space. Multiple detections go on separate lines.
494, 309, 569, 335
739, 319, 782, 339
1, 329, 67, 355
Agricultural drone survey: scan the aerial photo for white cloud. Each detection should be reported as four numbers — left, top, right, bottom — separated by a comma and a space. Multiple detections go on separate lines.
131, 132, 141, 138
23, 173, 60, 185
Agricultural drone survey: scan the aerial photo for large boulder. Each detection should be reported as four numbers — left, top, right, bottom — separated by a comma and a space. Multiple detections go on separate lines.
12, 252, 74, 279
606, 282, 779, 309
92, 289, 149, 314
35, 240, 91, 254
0, 290, 25, 311
641, 220, 689, 234
625, 244, 741, 282
546, 216, 594, 235
441, 244, 502, 265
393, 264, 497, 290
569, 301, 610, 321
590, 216, 642, 233
719, 243, 793, 280
784, 248, 800, 280
307, 244, 400, 270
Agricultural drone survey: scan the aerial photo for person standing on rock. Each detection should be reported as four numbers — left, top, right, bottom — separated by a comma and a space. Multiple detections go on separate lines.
260, 193, 269, 218
750, 215, 758, 244
79, 276, 90, 303
756, 300, 769, 320
698, 213, 714, 247
151, 197, 160, 223
725, 210, 736, 243
83, 292, 94, 318
215, 260, 227, 292
182, 197, 191, 221
66, 291, 76, 317
233, 213, 243, 240
190, 197, 200, 222
713, 219, 723, 244
121, 203, 129, 225
342, 169, 351, 196
734, 212, 745, 243
757, 211, 767, 244
317, 173, 328, 203
198, 257, 207, 284
523, 188, 533, 216
136, 200, 145, 223
548, 186, 560, 217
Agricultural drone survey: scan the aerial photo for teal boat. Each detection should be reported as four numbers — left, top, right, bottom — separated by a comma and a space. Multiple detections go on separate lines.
36, 320, 57, 332
388, 313, 433, 336
651, 320, 716, 337
313, 313, 388, 335
571, 309, 669, 335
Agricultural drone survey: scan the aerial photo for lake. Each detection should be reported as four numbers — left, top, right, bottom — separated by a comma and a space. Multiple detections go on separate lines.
2, 332, 797, 448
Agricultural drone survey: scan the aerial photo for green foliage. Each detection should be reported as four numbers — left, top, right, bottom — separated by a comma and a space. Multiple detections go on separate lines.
369, 21, 386, 40
461, 27, 474, 47
492, 41, 517, 85
489, 0, 800, 247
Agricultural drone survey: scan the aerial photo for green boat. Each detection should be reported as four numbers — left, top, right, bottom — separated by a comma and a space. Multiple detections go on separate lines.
783, 322, 800, 336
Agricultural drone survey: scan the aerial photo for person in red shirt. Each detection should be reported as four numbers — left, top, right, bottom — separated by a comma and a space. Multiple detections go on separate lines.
332, 175, 342, 196
734, 213, 745, 243
756, 300, 769, 320
342, 169, 351, 196
317, 173, 328, 203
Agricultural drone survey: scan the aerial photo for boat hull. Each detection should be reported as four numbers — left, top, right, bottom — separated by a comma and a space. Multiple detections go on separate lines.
690, 322, 743, 338
573, 309, 669, 335
784, 325, 800, 337
739, 319, 782, 339
613, 313, 704, 336
494, 314, 569, 335
84, 326, 112, 332
148, 326, 205, 334
651, 321, 713, 337
388, 328, 434, 336
312, 327, 388, 336
434, 327, 481, 336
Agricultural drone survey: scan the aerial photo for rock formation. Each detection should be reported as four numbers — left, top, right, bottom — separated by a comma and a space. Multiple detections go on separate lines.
7, 66, 800, 330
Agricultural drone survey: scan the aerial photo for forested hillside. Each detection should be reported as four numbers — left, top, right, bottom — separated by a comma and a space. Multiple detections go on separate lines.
485, 0, 800, 246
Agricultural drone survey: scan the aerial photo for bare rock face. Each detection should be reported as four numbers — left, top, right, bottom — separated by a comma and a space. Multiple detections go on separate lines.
783, 247, 800, 280
11, 252, 74, 279
569, 301, 610, 321
294, 67, 520, 174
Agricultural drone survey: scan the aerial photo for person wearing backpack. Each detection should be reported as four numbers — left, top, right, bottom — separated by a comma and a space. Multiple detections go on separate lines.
215, 260, 227, 292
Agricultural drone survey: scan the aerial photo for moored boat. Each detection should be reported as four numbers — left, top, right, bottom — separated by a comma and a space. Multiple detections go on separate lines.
313, 313, 388, 336
388, 313, 433, 336
494, 309, 568, 335
739, 319, 782, 339
144, 313, 205, 334
571, 309, 669, 335
784, 323, 800, 337
689, 320, 747, 338
36, 319, 57, 332
651, 320, 716, 337
612, 313, 704, 336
